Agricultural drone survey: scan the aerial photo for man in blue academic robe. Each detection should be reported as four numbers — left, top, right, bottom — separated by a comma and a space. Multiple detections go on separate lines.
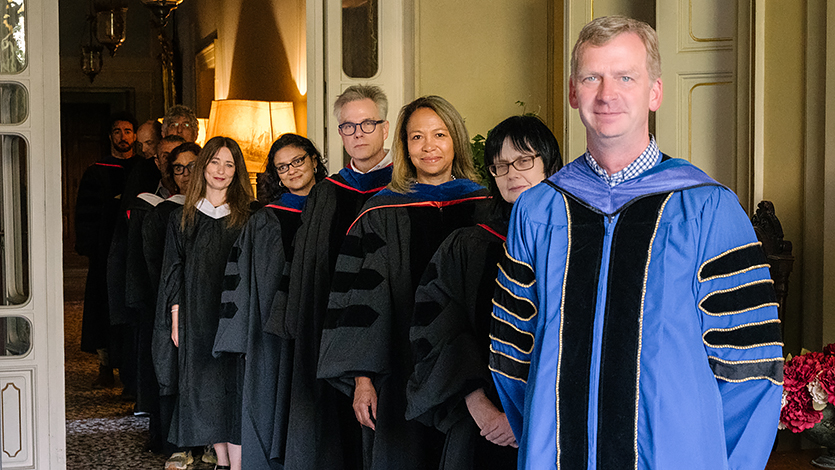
490, 16, 782, 470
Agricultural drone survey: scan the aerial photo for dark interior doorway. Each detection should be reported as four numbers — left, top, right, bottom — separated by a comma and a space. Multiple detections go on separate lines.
60, 89, 135, 253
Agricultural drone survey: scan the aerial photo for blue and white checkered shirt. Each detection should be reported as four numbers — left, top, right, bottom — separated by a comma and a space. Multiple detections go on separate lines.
584, 136, 660, 188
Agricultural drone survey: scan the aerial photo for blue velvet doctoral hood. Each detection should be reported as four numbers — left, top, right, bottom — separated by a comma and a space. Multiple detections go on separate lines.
548, 155, 723, 215
337, 165, 394, 193
274, 192, 307, 211
374, 178, 485, 203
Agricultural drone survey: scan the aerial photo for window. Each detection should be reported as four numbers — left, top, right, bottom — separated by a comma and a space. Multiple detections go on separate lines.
342, 0, 378, 78
0, 135, 28, 306
1, 0, 27, 74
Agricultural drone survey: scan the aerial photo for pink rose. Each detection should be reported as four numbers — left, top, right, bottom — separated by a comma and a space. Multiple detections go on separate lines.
781, 390, 823, 433
822, 343, 835, 357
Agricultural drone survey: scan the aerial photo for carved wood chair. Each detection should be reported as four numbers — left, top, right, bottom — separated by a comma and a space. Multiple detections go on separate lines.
750, 201, 794, 334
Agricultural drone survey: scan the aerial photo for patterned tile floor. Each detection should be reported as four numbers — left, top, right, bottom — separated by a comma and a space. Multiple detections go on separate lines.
64, 253, 214, 470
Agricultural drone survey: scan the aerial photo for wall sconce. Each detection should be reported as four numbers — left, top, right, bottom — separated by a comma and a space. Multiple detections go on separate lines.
206, 100, 297, 190
95, 7, 128, 56
140, 0, 184, 27
141, 0, 185, 108
80, 13, 103, 83
80, 44, 104, 83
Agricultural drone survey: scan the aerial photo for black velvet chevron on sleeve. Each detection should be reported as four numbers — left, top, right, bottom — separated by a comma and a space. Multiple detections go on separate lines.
498, 250, 535, 287
703, 321, 782, 348
490, 318, 534, 353
493, 286, 537, 321
700, 281, 777, 315
699, 243, 768, 281
708, 356, 784, 383
489, 351, 530, 382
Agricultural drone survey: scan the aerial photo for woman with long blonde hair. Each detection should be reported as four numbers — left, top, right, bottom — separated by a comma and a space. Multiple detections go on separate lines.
318, 96, 490, 470
159, 136, 254, 470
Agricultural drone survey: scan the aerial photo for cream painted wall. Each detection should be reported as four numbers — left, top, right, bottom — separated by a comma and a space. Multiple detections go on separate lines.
762, 2, 807, 354
415, 0, 550, 139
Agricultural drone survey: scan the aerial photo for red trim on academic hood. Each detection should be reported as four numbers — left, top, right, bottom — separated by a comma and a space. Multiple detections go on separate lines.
265, 204, 302, 213
478, 223, 506, 242
345, 195, 489, 234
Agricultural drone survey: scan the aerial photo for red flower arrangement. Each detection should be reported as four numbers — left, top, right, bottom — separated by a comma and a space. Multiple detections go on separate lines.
780, 344, 835, 432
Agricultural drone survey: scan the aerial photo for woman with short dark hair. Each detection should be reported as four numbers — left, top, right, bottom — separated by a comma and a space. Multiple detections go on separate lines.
406, 115, 562, 469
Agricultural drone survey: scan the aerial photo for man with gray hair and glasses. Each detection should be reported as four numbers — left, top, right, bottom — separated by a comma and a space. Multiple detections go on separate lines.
162, 104, 199, 143
262, 84, 392, 469
490, 16, 782, 470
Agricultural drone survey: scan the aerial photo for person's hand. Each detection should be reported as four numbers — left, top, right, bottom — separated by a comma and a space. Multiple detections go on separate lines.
171, 304, 179, 348
479, 412, 517, 447
465, 388, 518, 448
353, 376, 378, 430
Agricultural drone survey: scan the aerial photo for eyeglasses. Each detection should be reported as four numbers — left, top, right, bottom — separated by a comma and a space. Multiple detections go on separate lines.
338, 119, 385, 136
168, 121, 192, 129
276, 154, 308, 174
172, 162, 195, 175
488, 154, 541, 177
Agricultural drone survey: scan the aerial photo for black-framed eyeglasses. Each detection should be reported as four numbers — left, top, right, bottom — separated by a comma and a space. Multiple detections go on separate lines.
488, 154, 541, 177
172, 162, 195, 175
276, 153, 308, 174
338, 119, 385, 136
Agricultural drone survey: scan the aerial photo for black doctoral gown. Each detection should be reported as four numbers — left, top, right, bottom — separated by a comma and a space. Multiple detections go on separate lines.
75, 155, 139, 354
265, 166, 392, 470
318, 179, 490, 470
406, 215, 518, 469
147, 195, 186, 398
213, 193, 306, 470
145, 195, 186, 454
158, 202, 247, 447
123, 192, 166, 414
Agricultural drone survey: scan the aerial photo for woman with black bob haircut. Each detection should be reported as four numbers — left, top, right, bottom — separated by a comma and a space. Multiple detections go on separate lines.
318, 95, 491, 470
159, 136, 255, 470
257, 133, 328, 203
213, 133, 326, 468
482, 115, 563, 214
405, 115, 562, 469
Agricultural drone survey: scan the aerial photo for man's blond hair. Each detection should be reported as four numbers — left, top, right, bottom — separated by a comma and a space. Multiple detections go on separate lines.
571, 15, 661, 81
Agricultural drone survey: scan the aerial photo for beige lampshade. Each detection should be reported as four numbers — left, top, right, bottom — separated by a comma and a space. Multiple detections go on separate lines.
206, 100, 296, 173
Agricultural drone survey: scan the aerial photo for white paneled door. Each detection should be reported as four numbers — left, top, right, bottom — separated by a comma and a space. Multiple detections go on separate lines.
0, 1, 66, 469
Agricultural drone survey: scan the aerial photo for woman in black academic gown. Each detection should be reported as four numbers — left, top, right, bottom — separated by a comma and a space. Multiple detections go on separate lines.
125, 142, 200, 457
318, 95, 490, 470
212, 134, 327, 470
406, 115, 563, 469
159, 136, 254, 470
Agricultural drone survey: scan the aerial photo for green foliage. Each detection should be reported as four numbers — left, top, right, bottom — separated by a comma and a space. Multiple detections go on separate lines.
470, 133, 489, 184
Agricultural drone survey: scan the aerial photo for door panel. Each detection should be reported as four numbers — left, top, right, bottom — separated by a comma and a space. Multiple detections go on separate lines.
0, 370, 33, 467
656, 0, 751, 210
